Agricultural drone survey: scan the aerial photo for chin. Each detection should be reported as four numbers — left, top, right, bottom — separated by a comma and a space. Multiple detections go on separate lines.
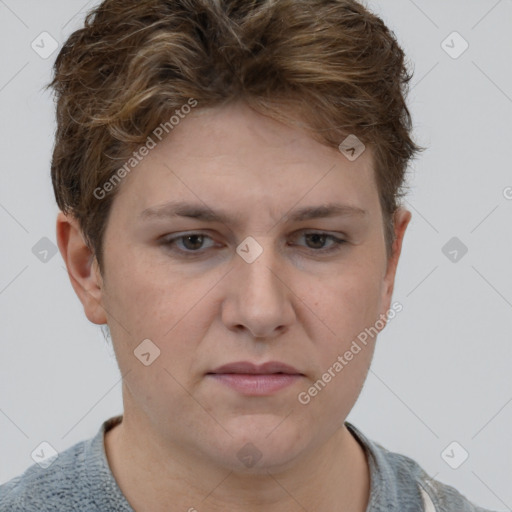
206, 415, 310, 472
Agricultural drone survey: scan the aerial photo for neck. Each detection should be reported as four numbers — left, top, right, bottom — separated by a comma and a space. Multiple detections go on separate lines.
104, 414, 370, 512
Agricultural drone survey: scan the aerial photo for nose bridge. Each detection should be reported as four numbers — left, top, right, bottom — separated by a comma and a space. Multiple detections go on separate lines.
239, 235, 284, 306
224, 235, 295, 337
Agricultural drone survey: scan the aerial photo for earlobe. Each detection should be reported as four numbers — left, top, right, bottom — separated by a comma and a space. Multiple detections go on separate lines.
56, 211, 107, 325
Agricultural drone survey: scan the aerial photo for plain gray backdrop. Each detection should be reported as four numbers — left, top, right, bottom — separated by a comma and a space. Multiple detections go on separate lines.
0, 1, 511, 510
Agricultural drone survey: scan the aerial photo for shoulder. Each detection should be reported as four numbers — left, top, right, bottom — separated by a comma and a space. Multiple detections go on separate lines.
384, 449, 493, 512
346, 422, 497, 512
0, 416, 125, 512
0, 439, 90, 511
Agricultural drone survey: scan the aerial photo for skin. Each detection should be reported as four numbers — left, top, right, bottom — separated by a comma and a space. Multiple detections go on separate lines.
57, 100, 411, 512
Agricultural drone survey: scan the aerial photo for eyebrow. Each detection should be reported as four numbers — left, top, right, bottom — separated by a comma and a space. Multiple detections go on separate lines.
139, 201, 368, 225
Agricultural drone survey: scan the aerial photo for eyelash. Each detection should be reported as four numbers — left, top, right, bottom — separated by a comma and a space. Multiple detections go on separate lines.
160, 231, 346, 256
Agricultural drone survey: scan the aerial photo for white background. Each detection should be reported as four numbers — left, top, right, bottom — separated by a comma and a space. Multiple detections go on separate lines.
0, 1, 511, 510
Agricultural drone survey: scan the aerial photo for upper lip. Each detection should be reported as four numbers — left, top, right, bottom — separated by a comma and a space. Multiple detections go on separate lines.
208, 361, 303, 375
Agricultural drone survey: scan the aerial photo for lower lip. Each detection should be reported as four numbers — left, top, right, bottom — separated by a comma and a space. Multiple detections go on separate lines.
208, 373, 302, 395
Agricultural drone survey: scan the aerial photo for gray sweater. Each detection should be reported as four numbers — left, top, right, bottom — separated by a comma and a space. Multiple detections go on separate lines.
0, 415, 496, 511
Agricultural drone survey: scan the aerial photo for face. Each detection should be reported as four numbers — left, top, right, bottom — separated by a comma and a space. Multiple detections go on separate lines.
62, 100, 410, 472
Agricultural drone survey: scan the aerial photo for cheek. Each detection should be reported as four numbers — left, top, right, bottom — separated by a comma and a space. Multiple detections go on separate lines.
102, 252, 223, 376
295, 267, 380, 420
103, 248, 202, 332
302, 259, 384, 348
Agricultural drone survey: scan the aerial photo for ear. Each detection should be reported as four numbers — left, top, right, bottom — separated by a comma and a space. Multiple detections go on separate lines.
56, 211, 107, 325
379, 207, 411, 317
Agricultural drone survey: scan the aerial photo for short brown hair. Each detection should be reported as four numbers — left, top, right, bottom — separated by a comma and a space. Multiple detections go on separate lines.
48, 0, 424, 273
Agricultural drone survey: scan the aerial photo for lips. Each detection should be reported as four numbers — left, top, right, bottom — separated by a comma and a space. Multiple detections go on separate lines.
208, 361, 303, 375
206, 361, 304, 395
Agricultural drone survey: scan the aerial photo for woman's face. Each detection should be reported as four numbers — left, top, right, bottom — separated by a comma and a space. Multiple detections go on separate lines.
90, 101, 410, 471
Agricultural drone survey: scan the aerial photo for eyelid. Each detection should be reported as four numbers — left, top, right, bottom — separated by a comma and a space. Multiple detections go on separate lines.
161, 231, 218, 248
289, 230, 347, 252
160, 229, 347, 256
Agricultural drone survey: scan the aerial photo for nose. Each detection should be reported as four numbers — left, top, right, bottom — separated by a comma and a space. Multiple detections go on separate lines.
221, 241, 296, 340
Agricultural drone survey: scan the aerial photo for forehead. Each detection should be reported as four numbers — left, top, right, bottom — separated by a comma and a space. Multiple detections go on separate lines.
113, 101, 380, 220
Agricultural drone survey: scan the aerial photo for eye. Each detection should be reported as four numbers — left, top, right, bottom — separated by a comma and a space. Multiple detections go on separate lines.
160, 230, 347, 257
162, 233, 217, 253
293, 231, 346, 253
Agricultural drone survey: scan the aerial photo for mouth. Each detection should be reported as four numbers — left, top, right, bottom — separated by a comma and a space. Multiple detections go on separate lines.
209, 361, 304, 375
206, 361, 305, 395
